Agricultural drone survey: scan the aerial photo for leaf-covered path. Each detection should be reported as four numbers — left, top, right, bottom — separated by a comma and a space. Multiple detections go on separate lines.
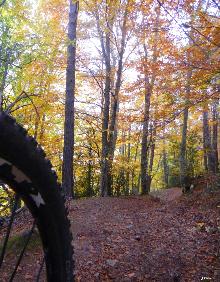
1, 189, 220, 281
70, 190, 220, 281
150, 187, 182, 202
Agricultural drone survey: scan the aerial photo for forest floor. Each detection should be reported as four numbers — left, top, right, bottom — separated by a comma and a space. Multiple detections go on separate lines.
70, 188, 220, 282
1, 187, 220, 282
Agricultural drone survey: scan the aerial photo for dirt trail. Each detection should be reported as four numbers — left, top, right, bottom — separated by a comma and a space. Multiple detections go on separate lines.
1, 189, 220, 281
70, 190, 220, 282
150, 187, 182, 203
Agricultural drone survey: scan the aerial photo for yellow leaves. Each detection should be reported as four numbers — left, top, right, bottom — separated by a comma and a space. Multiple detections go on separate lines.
196, 222, 205, 230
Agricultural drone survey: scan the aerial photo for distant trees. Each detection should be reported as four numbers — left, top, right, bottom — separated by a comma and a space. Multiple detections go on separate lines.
179, 0, 219, 188
0, 0, 219, 197
83, 0, 132, 196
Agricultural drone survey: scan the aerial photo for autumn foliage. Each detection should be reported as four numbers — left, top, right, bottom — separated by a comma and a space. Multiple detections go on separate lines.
0, 0, 219, 196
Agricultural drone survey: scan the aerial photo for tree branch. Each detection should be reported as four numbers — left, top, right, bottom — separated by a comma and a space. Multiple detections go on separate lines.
0, 0, 6, 8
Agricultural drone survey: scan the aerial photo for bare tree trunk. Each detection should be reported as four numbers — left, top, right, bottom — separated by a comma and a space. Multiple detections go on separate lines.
98, 1, 130, 196
145, 124, 156, 192
179, 68, 192, 187
179, 3, 202, 187
131, 142, 139, 194
163, 150, 169, 188
141, 82, 151, 194
212, 99, 219, 172
107, 4, 129, 196
140, 7, 160, 195
203, 109, 208, 171
162, 126, 169, 188
100, 21, 111, 197
137, 173, 141, 193
95, 2, 113, 197
126, 128, 131, 195
0, 49, 9, 112
62, 0, 79, 198
179, 107, 189, 184
86, 144, 93, 197
203, 106, 215, 172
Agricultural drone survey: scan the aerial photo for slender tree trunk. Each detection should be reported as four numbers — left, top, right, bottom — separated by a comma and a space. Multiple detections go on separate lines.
0, 50, 9, 112
141, 82, 151, 194
163, 149, 169, 188
99, 2, 129, 196
179, 106, 189, 185
86, 145, 93, 197
100, 30, 111, 197
131, 142, 139, 194
212, 99, 219, 172
149, 124, 155, 172
179, 3, 201, 187
126, 128, 131, 195
203, 106, 215, 172
162, 122, 169, 187
62, 0, 79, 198
107, 4, 129, 196
96, 3, 112, 197
140, 6, 160, 195
203, 109, 210, 171
146, 124, 156, 192
179, 68, 192, 187
137, 173, 141, 193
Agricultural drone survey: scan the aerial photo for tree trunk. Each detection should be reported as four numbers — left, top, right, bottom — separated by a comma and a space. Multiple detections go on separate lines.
98, 2, 129, 196
131, 142, 139, 194
108, 4, 129, 196
137, 173, 141, 193
146, 124, 156, 192
100, 26, 111, 197
162, 125, 169, 188
212, 99, 219, 172
140, 82, 151, 194
163, 150, 169, 188
0, 49, 9, 112
86, 145, 93, 197
179, 106, 189, 185
179, 68, 192, 187
62, 0, 79, 198
140, 7, 160, 195
126, 129, 131, 195
203, 106, 215, 172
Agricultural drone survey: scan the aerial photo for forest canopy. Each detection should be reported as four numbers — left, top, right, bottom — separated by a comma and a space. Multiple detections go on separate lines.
0, 0, 219, 197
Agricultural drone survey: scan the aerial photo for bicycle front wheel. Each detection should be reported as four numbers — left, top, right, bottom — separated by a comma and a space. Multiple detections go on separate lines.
0, 113, 74, 282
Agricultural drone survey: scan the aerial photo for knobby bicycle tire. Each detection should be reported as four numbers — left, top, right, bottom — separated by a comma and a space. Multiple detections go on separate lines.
0, 113, 74, 282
